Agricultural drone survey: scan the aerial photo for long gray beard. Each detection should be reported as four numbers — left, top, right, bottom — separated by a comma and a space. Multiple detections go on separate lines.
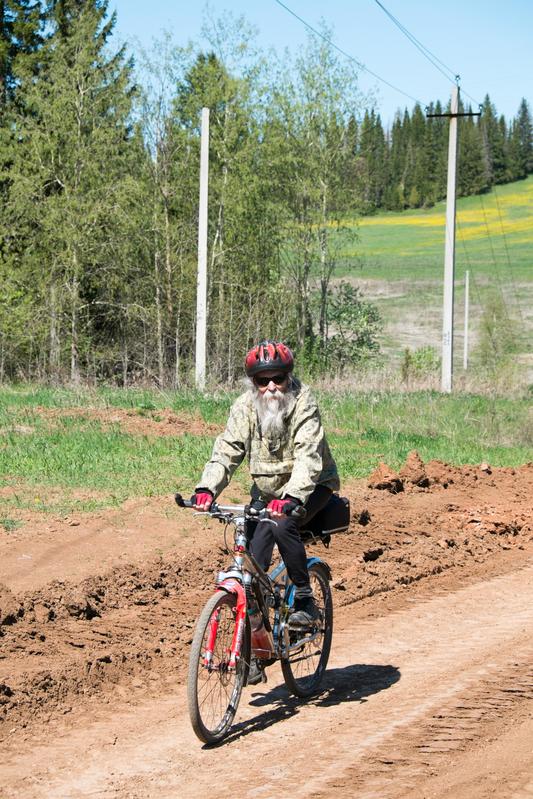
251, 384, 293, 437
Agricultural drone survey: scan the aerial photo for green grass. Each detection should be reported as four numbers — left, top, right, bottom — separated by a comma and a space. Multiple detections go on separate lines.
1, 386, 530, 515
328, 177, 533, 368
334, 176, 533, 282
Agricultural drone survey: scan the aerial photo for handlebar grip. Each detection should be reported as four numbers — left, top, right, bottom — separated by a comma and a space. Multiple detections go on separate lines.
284, 501, 306, 519
175, 493, 195, 509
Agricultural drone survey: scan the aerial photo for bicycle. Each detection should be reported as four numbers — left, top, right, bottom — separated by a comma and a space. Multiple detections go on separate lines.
175, 493, 334, 744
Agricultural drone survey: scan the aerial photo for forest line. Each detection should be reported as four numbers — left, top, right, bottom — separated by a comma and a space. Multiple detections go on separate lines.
1, 2, 532, 385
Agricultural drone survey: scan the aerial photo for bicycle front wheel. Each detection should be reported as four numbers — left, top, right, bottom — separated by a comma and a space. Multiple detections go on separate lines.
187, 590, 250, 744
281, 562, 333, 698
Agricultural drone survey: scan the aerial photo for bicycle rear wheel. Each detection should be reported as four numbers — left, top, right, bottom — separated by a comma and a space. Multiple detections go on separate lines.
281, 562, 333, 698
188, 590, 250, 744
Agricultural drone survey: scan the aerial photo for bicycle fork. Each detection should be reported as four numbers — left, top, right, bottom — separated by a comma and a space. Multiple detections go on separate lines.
204, 577, 247, 671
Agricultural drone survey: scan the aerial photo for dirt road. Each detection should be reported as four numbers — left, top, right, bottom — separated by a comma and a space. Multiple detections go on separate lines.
1, 458, 532, 797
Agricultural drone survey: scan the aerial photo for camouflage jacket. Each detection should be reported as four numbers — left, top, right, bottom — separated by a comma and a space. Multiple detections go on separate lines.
196, 383, 340, 504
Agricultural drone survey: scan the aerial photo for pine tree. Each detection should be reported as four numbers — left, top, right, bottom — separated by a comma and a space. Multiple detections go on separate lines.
3, 1, 136, 381
479, 94, 506, 185
384, 111, 407, 209
458, 111, 488, 196
358, 109, 387, 211
406, 103, 428, 207
0, 0, 42, 111
508, 98, 533, 179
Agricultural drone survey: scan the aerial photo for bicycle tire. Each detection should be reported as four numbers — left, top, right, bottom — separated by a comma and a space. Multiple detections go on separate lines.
281, 562, 333, 698
188, 590, 250, 744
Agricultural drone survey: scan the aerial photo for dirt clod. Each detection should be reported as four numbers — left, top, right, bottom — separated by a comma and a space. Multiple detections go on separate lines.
368, 462, 404, 493
400, 450, 430, 487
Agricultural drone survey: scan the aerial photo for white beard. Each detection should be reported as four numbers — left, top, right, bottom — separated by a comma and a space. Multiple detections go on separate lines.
251, 383, 293, 437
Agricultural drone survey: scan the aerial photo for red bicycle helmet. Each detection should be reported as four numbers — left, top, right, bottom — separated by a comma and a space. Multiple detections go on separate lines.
245, 340, 294, 377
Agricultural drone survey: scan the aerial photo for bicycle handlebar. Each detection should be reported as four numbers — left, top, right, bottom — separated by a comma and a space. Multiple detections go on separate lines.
174, 493, 306, 520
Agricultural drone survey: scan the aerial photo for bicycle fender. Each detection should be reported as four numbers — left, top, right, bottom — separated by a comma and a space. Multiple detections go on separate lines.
217, 577, 246, 603
285, 557, 332, 607
306, 556, 332, 582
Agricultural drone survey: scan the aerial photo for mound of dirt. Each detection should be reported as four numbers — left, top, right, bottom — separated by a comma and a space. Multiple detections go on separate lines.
0, 584, 22, 626
368, 452, 528, 493
368, 462, 404, 493
1, 461, 532, 738
399, 450, 429, 487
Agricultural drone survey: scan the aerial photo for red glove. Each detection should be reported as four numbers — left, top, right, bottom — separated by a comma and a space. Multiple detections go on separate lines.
267, 498, 293, 515
194, 491, 213, 510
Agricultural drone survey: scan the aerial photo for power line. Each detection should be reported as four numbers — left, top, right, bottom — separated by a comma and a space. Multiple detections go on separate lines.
457, 220, 500, 358
492, 184, 525, 323
272, 0, 424, 107
478, 192, 515, 328
372, 0, 482, 109
373, 0, 456, 83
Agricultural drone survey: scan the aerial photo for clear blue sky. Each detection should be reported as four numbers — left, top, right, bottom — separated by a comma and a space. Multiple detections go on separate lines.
110, 0, 532, 126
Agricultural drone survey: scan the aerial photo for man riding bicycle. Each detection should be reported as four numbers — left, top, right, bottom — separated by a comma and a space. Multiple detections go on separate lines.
193, 340, 340, 641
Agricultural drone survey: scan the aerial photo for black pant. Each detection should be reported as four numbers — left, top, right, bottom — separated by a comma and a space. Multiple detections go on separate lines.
248, 485, 332, 590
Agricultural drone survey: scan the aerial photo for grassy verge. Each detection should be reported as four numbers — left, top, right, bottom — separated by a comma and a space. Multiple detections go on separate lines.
1, 385, 531, 517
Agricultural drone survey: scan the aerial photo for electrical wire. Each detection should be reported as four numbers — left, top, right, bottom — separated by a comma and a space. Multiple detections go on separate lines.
272, 0, 424, 106
371, 0, 482, 109
373, 0, 457, 83
457, 219, 500, 360
477, 192, 519, 348
492, 184, 525, 323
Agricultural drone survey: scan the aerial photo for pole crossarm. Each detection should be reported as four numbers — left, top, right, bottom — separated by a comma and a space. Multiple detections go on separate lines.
426, 111, 481, 118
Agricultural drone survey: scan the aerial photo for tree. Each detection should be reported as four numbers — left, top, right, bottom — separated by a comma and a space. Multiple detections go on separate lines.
170, 14, 291, 382
323, 282, 381, 370
404, 103, 429, 208
268, 25, 366, 357
458, 110, 488, 196
479, 94, 506, 185
0, 0, 42, 111
3, 1, 136, 381
384, 111, 407, 209
340, 113, 359, 211
508, 98, 533, 180
358, 109, 388, 211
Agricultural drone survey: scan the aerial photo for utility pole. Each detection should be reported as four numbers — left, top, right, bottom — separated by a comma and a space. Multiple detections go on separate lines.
441, 84, 458, 393
195, 107, 209, 391
463, 269, 470, 370
427, 86, 480, 393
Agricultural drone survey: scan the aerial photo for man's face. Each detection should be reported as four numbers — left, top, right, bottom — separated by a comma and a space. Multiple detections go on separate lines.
253, 370, 289, 397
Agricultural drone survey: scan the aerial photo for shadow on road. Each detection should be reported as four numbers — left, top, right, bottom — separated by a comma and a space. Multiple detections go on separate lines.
207, 663, 400, 748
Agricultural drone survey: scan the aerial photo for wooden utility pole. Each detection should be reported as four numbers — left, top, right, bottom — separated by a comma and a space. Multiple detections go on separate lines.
195, 107, 210, 390
441, 84, 459, 393
463, 269, 470, 370
427, 87, 480, 392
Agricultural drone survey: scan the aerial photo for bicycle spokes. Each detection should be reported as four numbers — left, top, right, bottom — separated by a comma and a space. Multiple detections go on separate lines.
188, 591, 249, 743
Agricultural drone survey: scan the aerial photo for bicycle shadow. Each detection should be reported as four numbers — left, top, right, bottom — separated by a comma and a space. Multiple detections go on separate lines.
206, 663, 400, 748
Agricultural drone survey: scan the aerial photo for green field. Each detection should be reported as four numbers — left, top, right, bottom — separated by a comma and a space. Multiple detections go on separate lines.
335, 176, 533, 281
1, 385, 531, 519
332, 177, 533, 372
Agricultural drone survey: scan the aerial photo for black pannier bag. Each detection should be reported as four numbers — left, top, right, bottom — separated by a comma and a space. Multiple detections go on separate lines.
300, 493, 350, 548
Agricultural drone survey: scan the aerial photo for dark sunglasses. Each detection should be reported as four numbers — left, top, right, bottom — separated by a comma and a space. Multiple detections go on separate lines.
254, 374, 288, 387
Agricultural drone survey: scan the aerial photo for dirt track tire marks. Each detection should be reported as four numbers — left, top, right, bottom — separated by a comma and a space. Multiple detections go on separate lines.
3, 558, 533, 799
331, 655, 533, 798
